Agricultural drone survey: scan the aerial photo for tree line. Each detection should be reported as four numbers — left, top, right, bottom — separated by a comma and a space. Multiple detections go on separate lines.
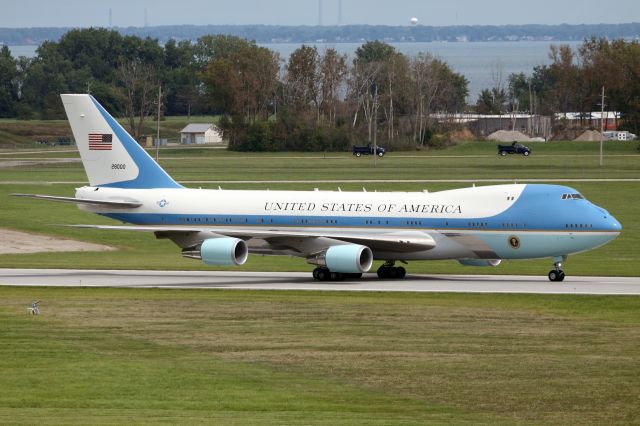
475, 37, 640, 133
0, 28, 468, 150
0, 28, 639, 150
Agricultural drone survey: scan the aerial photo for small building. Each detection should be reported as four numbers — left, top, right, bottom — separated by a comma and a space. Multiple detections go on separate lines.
603, 131, 637, 141
555, 112, 621, 131
180, 123, 223, 145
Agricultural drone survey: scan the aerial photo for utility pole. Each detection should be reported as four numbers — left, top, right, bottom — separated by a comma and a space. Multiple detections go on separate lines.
156, 85, 161, 162
599, 86, 605, 167
373, 83, 378, 168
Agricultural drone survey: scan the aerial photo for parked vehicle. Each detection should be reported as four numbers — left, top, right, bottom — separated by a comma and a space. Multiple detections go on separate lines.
353, 144, 385, 157
498, 142, 531, 156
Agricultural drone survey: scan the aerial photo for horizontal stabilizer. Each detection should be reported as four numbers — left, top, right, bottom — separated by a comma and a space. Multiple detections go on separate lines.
12, 194, 142, 209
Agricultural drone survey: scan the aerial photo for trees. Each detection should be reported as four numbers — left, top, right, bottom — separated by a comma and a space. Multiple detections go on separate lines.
199, 35, 280, 149
201, 37, 279, 123
515, 39, 640, 133
163, 39, 199, 116
117, 59, 160, 141
285, 45, 321, 120
0, 46, 19, 117
410, 54, 468, 144
319, 48, 348, 125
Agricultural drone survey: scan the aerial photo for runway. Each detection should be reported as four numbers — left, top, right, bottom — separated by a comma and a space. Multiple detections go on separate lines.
1, 269, 639, 295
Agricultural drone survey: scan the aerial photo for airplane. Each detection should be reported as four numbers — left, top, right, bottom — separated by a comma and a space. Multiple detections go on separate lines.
15, 94, 622, 282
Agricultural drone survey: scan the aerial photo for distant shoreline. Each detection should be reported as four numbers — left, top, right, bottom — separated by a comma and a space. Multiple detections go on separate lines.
1, 22, 639, 45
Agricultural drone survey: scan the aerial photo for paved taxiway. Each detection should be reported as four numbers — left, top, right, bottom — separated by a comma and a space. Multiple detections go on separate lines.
1, 269, 639, 295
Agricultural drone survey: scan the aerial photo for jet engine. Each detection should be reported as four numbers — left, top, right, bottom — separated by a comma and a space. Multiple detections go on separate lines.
458, 259, 502, 267
307, 244, 373, 273
182, 238, 248, 266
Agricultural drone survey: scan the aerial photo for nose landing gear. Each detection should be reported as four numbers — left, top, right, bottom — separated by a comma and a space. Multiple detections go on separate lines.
548, 257, 566, 282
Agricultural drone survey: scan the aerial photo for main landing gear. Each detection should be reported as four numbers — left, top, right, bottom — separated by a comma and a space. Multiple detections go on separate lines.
312, 261, 408, 281
377, 261, 406, 279
312, 267, 362, 281
548, 256, 566, 282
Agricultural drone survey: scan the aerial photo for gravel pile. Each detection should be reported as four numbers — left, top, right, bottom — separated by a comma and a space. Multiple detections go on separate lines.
486, 130, 532, 142
574, 130, 603, 141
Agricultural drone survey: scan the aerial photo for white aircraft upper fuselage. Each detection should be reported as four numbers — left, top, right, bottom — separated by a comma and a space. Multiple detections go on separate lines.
17, 94, 622, 281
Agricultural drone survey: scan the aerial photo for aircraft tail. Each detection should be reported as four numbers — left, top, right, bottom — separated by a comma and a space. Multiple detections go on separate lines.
61, 94, 182, 189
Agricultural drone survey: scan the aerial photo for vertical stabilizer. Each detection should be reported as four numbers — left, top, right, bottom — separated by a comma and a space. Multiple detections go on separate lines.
61, 94, 182, 189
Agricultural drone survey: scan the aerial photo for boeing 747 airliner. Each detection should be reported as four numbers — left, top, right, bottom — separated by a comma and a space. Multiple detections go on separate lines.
16, 95, 622, 281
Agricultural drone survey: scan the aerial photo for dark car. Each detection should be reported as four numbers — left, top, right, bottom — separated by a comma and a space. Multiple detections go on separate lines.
498, 141, 531, 156
353, 144, 385, 157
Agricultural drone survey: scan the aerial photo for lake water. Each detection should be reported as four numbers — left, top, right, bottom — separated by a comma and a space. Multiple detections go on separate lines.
8, 41, 582, 99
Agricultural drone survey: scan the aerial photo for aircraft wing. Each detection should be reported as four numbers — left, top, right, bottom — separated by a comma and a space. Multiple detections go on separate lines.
12, 194, 142, 209
68, 224, 436, 253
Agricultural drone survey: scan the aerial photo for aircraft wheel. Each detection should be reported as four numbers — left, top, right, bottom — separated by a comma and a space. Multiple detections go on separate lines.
316, 268, 329, 281
377, 266, 407, 279
377, 266, 388, 279
548, 269, 565, 282
330, 272, 344, 281
397, 267, 406, 278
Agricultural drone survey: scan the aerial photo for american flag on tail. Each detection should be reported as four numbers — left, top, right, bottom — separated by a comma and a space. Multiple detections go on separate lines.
88, 133, 113, 150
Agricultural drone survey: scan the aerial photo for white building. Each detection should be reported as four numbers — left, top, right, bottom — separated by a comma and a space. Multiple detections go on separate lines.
603, 131, 637, 141
180, 123, 223, 145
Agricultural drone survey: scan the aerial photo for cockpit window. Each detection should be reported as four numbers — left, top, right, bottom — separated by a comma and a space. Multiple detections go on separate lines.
562, 193, 584, 200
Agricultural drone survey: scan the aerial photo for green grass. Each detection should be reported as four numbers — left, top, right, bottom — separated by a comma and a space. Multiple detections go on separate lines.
1, 141, 638, 183
0, 287, 638, 424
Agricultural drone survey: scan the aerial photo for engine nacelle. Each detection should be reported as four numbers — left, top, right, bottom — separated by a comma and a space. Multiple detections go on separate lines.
458, 259, 502, 267
308, 244, 373, 273
182, 238, 248, 266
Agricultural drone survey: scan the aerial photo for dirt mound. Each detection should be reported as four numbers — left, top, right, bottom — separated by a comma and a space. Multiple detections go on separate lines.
0, 228, 115, 254
574, 130, 603, 141
486, 130, 531, 142
449, 128, 475, 142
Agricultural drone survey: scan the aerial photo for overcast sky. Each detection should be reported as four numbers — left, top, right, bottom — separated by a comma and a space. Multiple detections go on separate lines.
2, 0, 638, 28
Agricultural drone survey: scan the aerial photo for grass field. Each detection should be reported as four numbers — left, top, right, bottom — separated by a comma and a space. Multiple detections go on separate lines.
1, 287, 639, 424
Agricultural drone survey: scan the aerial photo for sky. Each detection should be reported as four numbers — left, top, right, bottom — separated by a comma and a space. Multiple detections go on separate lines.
1, 0, 638, 28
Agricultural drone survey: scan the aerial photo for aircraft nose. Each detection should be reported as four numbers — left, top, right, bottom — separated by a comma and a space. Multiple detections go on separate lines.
608, 215, 622, 233
593, 205, 621, 233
